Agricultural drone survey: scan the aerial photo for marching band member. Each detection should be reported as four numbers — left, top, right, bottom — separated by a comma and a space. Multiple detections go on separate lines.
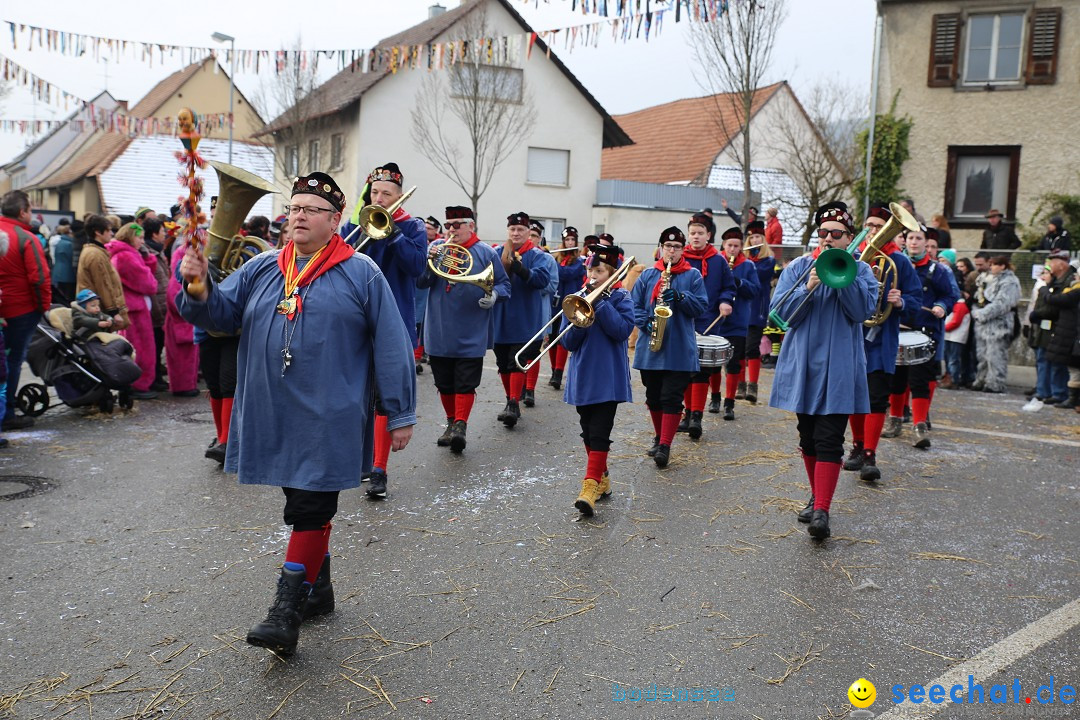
770, 202, 878, 539
842, 203, 922, 482
680, 215, 735, 436
419, 206, 511, 453
493, 211, 553, 428
524, 222, 560, 408
740, 220, 782, 405
561, 245, 635, 516
631, 227, 708, 468
881, 226, 958, 448
711, 226, 761, 422
413, 216, 443, 375
549, 227, 585, 391
340, 163, 427, 499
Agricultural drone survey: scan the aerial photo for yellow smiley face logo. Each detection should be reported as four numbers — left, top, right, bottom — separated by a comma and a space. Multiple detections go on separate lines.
848, 678, 876, 708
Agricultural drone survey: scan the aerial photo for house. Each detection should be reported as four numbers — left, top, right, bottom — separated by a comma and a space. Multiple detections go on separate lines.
876, 0, 1077, 247
598, 82, 839, 247
258, 0, 631, 238
24, 57, 265, 218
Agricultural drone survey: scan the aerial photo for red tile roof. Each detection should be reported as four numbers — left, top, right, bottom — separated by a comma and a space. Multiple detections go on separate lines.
601, 82, 785, 185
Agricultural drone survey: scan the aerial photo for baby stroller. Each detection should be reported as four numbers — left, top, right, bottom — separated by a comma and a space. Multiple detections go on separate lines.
21, 306, 142, 416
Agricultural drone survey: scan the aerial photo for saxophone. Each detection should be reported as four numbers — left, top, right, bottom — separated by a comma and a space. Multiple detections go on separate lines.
649, 260, 674, 351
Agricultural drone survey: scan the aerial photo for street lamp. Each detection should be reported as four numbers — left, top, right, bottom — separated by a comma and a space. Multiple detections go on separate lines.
211, 31, 235, 164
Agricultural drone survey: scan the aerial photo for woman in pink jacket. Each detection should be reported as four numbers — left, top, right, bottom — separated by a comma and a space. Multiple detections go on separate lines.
108, 223, 160, 399
165, 246, 200, 396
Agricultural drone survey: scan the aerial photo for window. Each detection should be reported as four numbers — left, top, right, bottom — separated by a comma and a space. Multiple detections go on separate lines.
307, 139, 321, 173
944, 146, 1021, 226
286, 145, 299, 176
450, 65, 524, 103
330, 134, 344, 171
531, 217, 565, 246
963, 12, 1024, 84
527, 148, 570, 187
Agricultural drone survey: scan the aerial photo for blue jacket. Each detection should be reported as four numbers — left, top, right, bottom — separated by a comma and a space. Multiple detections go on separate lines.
902, 258, 960, 362
556, 256, 587, 308
860, 248, 922, 374
341, 216, 427, 346
751, 256, 781, 327
493, 246, 554, 344
418, 238, 511, 358
561, 287, 634, 405
712, 255, 761, 338
51, 235, 76, 284
631, 265, 708, 372
538, 250, 560, 324
685, 252, 736, 335
768, 254, 878, 415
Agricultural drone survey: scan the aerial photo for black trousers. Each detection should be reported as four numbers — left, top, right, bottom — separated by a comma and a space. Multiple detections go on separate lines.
494, 340, 542, 374
889, 361, 941, 399
866, 370, 892, 414
282, 487, 339, 531
577, 401, 618, 452
745, 325, 764, 359
199, 335, 240, 399
795, 413, 847, 464
429, 355, 484, 394
153, 325, 166, 381
639, 369, 693, 414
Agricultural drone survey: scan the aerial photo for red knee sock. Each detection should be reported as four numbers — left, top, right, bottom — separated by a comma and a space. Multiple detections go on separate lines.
320, 522, 332, 558
649, 409, 663, 437
690, 382, 709, 412
725, 373, 739, 400
912, 397, 931, 426
802, 451, 817, 494
849, 414, 865, 444
439, 393, 455, 420
525, 362, 540, 391
414, 344, 423, 362
813, 462, 841, 512
554, 345, 568, 370
285, 526, 329, 585
585, 450, 607, 480
709, 372, 723, 393
888, 393, 906, 418
455, 393, 475, 422
499, 372, 511, 396
748, 358, 761, 384
928, 381, 937, 404
509, 373, 525, 401
864, 412, 885, 451
219, 397, 234, 445
373, 413, 390, 471
660, 413, 681, 445
209, 397, 223, 440
548, 343, 558, 370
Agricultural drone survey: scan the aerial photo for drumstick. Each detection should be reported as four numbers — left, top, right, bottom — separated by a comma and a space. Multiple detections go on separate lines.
702, 314, 723, 335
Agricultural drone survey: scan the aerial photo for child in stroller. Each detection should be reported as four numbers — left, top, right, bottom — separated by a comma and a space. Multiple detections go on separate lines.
21, 293, 143, 416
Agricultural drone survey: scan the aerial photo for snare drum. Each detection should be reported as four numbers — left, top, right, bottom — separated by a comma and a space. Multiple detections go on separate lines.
697, 334, 733, 368
896, 331, 934, 366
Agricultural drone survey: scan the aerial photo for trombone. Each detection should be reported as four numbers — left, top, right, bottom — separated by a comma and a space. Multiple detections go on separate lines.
515, 255, 636, 371
345, 186, 417, 251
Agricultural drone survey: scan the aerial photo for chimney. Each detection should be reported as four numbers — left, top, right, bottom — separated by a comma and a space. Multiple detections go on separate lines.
428, 3, 446, 18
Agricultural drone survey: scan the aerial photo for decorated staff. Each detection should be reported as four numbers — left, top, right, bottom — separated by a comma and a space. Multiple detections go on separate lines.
175, 108, 208, 295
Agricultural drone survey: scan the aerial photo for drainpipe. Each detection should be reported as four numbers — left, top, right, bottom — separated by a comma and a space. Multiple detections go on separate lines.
864, 3, 883, 221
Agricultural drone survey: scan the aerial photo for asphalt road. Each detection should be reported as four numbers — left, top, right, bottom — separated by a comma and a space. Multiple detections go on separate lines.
1, 358, 1077, 720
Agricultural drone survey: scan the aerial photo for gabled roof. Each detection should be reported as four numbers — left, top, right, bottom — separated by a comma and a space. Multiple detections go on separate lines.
260, 0, 631, 148
601, 82, 786, 185
1, 91, 118, 172
128, 58, 213, 118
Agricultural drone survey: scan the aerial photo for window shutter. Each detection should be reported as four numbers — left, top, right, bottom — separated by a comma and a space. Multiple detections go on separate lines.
1025, 8, 1061, 84
928, 13, 962, 87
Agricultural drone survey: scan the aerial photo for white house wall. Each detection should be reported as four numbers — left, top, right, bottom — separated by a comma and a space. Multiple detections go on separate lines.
713, 87, 818, 174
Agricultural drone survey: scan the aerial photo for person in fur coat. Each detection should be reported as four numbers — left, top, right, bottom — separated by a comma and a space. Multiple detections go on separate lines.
971, 255, 1022, 393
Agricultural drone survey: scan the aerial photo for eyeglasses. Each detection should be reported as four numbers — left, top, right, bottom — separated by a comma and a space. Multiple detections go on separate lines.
661, 243, 684, 250
816, 229, 851, 240
445, 221, 468, 229
286, 205, 336, 218
863, 221, 885, 230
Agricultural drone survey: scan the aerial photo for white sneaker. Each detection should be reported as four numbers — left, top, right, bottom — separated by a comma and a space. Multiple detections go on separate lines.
1022, 397, 1044, 412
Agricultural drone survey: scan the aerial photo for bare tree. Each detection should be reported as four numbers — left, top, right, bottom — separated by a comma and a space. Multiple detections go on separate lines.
691, 0, 788, 219
770, 81, 866, 244
410, 7, 535, 226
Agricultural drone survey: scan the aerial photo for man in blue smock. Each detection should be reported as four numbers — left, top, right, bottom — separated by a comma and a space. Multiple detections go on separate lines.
178, 172, 417, 657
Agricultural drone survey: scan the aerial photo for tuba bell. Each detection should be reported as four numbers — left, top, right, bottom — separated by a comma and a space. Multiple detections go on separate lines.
204, 161, 278, 280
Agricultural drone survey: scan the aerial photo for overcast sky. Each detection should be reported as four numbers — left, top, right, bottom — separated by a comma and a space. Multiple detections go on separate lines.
0, 0, 876, 167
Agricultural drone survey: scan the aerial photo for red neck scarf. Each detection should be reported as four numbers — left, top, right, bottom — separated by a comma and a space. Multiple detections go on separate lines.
504, 239, 535, 256
560, 251, 579, 266
682, 244, 718, 278
392, 207, 411, 222
455, 232, 480, 249
276, 234, 355, 317
650, 257, 692, 303
910, 252, 931, 268
859, 238, 900, 259
728, 252, 746, 268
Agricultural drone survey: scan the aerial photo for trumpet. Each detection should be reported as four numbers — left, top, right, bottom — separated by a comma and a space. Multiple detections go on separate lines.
649, 260, 674, 351
515, 256, 637, 371
347, 186, 416, 252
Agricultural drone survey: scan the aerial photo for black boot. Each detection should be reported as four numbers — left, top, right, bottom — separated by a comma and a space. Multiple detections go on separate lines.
503, 400, 520, 428
859, 449, 881, 482
449, 420, 467, 454
797, 496, 814, 523
677, 409, 691, 432
550, 369, 563, 390
497, 398, 511, 423
723, 399, 735, 421
1054, 388, 1080, 409
646, 435, 661, 457
654, 443, 671, 468
246, 565, 310, 656
745, 382, 758, 404
808, 509, 831, 539
205, 441, 227, 464
366, 469, 388, 499
522, 389, 535, 408
687, 411, 703, 440
842, 442, 865, 471
302, 556, 334, 621
436, 418, 454, 447
708, 393, 722, 414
